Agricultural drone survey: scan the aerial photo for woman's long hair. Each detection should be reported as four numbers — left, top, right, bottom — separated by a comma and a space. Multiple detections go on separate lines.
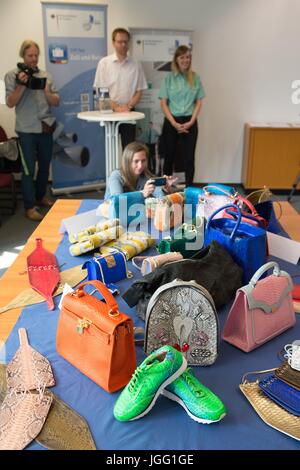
171, 45, 195, 88
121, 141, 152, 191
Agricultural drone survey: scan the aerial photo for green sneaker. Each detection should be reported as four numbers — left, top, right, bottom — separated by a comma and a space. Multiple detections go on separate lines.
114, 345, 187, 421
162, 368, 226, 424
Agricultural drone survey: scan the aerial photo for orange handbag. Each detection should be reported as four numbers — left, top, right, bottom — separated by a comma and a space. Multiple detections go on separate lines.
56, 280, 136, 393
154, 192, 184, 231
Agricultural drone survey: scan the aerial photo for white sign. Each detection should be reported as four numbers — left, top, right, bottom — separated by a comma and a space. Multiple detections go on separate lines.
267, 232, 300, 265
46, 8, 105, 38
132, 34, 192, 62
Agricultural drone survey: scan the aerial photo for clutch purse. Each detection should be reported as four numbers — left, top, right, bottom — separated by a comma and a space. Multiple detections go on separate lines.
240, 374, 300, 441
222, 261, 296, 352
259, 374, 300, 416
82, 250, 132, 292
275, 361, 300, 391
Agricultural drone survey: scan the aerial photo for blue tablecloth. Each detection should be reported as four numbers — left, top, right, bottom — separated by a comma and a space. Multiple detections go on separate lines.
2, 200, 300, 450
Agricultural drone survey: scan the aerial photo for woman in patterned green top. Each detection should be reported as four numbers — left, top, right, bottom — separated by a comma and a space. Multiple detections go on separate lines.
159, 45, 205, 186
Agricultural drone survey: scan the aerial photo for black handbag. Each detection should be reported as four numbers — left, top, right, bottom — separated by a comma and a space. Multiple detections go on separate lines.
123, 240, 243, 320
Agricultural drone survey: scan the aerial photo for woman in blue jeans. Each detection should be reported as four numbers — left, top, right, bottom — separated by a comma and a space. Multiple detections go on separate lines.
5, 40, 60, 221
159, 45, 205, 187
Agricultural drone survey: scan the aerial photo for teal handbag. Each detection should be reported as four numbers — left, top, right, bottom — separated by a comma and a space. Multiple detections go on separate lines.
157, 218, 205, 258
109, 191, 145, 228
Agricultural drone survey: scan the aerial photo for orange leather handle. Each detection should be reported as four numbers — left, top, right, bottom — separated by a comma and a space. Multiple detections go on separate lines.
77, 280, 119, 315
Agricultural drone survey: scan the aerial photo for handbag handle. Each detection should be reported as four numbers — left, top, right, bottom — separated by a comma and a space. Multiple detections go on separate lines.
224, 209, 266, 229
206, 203, 242, 240
246, 186, 273, 204
202, 185, 236, 198
132, 256, 148, 271
233, 195, 258, 216
76, 280, 120, 316
249, 261, 280, 287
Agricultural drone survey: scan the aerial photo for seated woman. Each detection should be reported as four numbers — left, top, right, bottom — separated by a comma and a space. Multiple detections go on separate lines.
104, 141, 177, 200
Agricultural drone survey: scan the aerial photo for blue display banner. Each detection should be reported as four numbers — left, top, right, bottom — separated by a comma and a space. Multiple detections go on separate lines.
42, 2, 107, 193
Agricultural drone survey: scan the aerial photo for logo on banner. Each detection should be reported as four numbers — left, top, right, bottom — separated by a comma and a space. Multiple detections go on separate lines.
49, 44, 68, 64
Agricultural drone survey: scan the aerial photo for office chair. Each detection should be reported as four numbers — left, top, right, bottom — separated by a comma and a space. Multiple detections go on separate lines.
287, 171, 300, 202
287, 168, 300, 202
0, 126, 17, 214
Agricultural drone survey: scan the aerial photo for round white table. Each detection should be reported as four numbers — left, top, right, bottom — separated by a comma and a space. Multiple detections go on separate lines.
77, 111, 145, 182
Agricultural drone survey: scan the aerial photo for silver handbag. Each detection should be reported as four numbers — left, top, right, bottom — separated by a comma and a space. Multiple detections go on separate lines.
144, 279, 219, 366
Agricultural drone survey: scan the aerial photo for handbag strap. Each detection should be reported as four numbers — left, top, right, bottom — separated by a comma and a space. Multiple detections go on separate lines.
247, 187, 283, 221
234, 195, 258, 216
206, 203, 242, 240
224, 209, 266, 229
249, 261, 280, 287
131, 256, 147, 270
246, 186, 273, 204
76, 280, 119, 316
203, 185, 236, 198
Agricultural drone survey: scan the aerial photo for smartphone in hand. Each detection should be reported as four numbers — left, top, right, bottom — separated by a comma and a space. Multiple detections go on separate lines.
151, 177, 167, 186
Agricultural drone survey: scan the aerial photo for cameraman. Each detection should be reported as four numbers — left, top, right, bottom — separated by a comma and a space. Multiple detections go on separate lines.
5, 40, 60, 221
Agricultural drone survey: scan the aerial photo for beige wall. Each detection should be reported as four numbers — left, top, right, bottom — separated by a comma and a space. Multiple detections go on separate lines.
0, 0, 299, 183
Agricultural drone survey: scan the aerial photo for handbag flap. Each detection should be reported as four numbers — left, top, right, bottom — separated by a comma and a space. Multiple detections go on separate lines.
62, 291, 129, 335
259, 374, 300, 415
240, 272, 293, 313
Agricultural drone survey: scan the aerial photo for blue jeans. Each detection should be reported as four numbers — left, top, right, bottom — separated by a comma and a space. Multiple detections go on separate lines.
18, 132, 53, 210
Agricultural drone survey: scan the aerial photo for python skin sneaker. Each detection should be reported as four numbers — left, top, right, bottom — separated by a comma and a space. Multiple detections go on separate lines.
114, 345, 187, 422
162, 368, 226, 424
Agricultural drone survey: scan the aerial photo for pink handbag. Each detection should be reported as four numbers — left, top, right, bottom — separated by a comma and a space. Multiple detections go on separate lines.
222, 261, 296, 352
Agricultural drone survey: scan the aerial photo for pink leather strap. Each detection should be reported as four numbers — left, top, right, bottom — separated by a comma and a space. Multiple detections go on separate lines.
234, 195, 258, 216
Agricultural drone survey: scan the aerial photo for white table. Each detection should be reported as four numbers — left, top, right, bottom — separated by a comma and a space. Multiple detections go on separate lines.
77, 111, 145, 181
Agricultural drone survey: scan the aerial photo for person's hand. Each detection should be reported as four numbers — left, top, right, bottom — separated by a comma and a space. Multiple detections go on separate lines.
142, 179, 156, 198
173, 121, 189, 134
162, 175, 178, 193
114, 104, 130, 112
182, 120, 194, 131
44, 83, 51, 97
16, 71, 28, 86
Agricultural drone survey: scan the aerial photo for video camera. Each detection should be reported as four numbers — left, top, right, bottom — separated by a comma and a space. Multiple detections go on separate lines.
16, 62, 46, 90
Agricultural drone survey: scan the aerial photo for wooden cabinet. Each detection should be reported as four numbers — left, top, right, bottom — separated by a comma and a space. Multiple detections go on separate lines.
242, 123, 300, 189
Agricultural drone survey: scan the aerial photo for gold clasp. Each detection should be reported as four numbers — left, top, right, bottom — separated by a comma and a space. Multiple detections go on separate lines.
76, 318, 92, 334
